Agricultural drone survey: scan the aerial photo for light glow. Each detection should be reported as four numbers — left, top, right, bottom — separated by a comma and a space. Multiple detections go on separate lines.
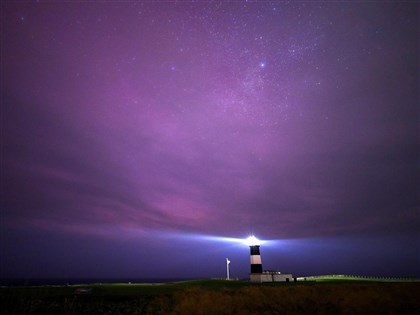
245, 235, 260, 246
156, 231, 278, 247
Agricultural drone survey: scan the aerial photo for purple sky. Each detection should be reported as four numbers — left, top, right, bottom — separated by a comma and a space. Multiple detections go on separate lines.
1, 1, 419, 280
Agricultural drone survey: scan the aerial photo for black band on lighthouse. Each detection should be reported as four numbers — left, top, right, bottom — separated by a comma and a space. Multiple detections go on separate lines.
251, 264, 263, 273
250, 245, 260, 255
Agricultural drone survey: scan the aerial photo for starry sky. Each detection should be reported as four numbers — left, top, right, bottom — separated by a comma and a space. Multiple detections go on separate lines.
1, 1, 419, 281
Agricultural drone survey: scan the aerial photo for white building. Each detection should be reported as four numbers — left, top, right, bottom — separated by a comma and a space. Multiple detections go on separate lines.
250, 271, 294, 283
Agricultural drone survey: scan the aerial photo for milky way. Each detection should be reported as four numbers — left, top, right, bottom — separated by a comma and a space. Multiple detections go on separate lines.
2, 2, 419, 279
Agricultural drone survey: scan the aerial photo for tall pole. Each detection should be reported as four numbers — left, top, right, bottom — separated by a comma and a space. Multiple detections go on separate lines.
226, 258, 230, 280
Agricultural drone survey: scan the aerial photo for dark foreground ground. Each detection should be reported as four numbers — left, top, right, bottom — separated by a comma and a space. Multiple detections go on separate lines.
1, 279, 419, 315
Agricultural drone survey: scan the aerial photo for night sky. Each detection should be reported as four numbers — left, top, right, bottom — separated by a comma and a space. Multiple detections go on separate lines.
1, 1, 419, 281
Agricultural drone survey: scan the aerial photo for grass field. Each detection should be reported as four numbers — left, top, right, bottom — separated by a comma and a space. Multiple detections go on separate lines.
1, 278, 419, 314
300, 275, 420, 282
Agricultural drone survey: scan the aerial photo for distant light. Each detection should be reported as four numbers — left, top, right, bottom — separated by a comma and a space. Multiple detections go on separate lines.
259, 62, 266, 68
244, 235, 260, 246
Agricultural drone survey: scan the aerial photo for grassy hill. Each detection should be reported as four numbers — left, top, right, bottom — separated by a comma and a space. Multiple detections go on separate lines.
300, 275, 420, 282
1, 278, 419, 314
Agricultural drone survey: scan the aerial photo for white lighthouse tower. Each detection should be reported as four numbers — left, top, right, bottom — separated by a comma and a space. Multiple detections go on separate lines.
245, 235, 294, 283
246, 236, 263, 278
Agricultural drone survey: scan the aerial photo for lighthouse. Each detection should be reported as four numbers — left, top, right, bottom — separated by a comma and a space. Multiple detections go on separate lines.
246, 235, 263, 274
245, 235, 294, 283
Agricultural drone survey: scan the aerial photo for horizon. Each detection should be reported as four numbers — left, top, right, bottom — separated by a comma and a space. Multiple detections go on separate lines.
1, 2, 419, 280
2, 273, 419, 287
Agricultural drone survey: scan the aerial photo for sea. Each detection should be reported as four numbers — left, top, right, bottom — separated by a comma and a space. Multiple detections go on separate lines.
0, 278, 197, 286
